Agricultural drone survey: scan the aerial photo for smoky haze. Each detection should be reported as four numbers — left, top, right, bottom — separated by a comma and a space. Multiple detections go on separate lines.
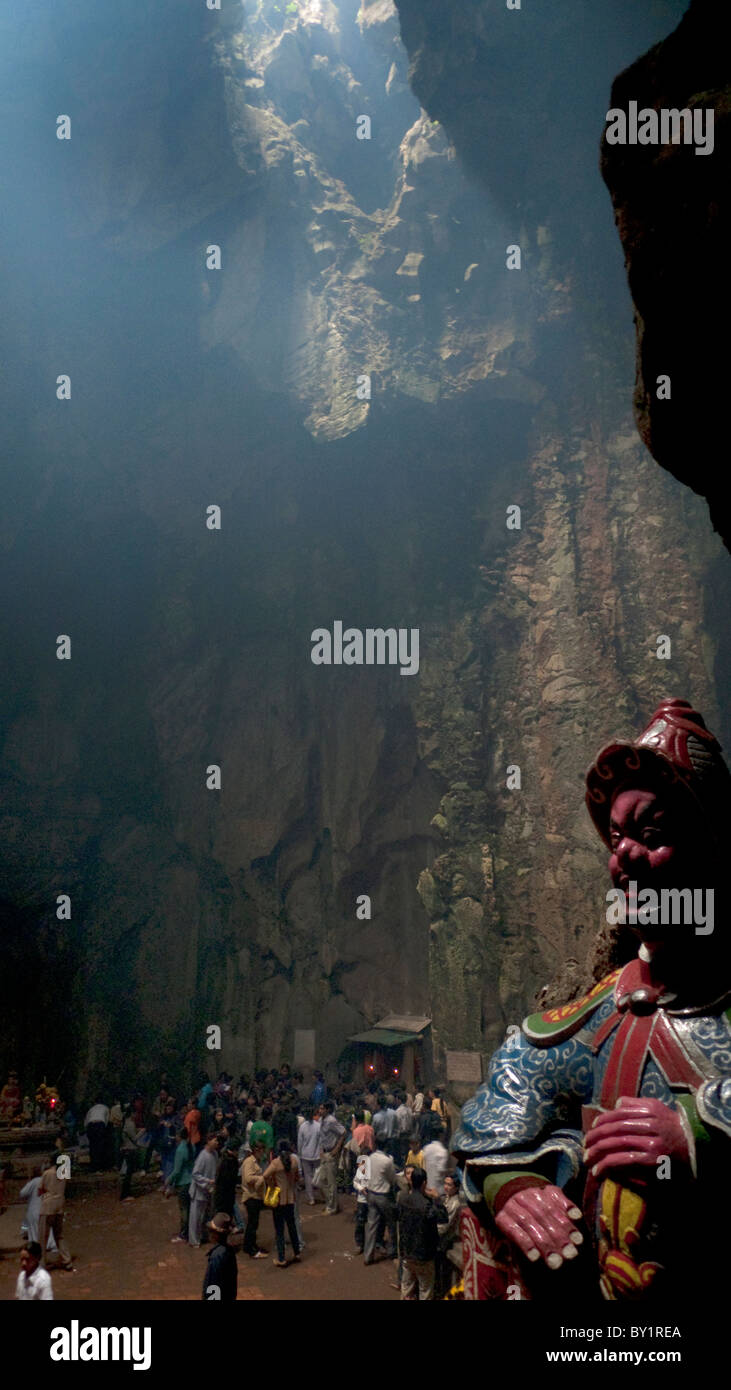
2, 0, 724, 1097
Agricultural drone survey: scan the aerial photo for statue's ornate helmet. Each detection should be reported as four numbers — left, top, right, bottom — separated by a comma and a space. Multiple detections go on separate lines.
585, 697, 731, 848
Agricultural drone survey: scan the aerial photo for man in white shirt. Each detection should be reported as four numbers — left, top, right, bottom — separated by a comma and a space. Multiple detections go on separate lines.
296, 1106, 322, 1204
363, 1137, 398, 1264
15, 1243, 53, 1300
84, 1096, 110, 1172
421, 1127, 449, 1196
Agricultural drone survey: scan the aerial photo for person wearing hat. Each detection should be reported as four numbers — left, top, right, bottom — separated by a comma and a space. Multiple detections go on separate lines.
452, 697, 731, 1300
201, 1212, 238, 1302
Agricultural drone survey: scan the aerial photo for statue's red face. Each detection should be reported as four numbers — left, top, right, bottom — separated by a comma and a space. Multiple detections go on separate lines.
608, 787, 682, 925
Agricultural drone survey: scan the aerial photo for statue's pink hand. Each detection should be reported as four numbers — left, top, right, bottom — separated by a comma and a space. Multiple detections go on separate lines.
495, 1184, 583, 1269
585, 1096, 689, 1181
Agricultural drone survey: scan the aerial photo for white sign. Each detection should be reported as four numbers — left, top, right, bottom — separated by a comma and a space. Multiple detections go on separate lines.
446, 1050, 482, 1084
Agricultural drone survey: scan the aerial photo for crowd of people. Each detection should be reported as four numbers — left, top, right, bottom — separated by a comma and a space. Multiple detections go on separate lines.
4, 1064, 464, 1301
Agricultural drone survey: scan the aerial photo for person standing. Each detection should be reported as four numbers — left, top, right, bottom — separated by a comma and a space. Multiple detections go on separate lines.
351, 1110, 375, 1155
363, 1136, 397, 1265
296, 1106, 321, 1205
143, 1093, 167, 1173
84, 1097, 110, 1172
38, 1157, 74, 1270
273, 1094, 299, 1150
197, 1074, 214, 1119
263, 1140, 302, 1268
109, 1099, 123, 1168
391, 1163, 415, 1292
214, 1138, 243, 1230
184, 1097, 203, 1152
318, 1101, 345, 1215
60, 1103, 79, 1149
249, 1104, 274, 1161
436, 1172, 463, 1295
156, 1098, 179, 1184
374, 1095, 399, 1159
421, 1126, 449, 1197
210, 1108, 226, 1141
241, 1141, 268, 1259
418, 1096, 437, 1147
188, 1135, 219, 1248
151, 1085, 171, 1121
386, 1099, 401, 1161
363, 1082, 378, 1118
167, 1126, 195, 1243
241, 1094, 259, 1138
292, 1071, 307, 1102
372, 1096, 389, 1146
310, 1071, 327, 1107
394, 1093, 413, 1166
430, 1087, 449, 1140
119, 1105, 141, 1201
201, 1212, 238, 1302
15, 1243, 53, 1300
131, 1092, 146, 1131
353, 1148, 371, 1254
396, 1167, 447, 1300
20, 1168, 55, 1249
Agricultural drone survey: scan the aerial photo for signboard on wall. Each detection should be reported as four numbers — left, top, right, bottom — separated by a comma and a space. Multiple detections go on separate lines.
445, 1050, 482, 1084
293, 1029, 316, 1068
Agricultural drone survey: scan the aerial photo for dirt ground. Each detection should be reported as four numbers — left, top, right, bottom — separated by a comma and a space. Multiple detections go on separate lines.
0, 1174, 400, 1302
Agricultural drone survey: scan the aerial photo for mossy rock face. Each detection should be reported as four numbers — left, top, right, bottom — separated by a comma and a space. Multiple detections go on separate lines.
429, 897, 486, 1052
417, 868, 443, 918
450, 896, 484, 938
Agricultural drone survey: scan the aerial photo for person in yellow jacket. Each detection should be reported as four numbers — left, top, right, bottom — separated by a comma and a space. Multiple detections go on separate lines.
405, 1142, 424, 1170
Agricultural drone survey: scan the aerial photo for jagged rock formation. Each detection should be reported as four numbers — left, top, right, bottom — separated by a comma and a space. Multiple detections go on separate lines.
203, 0, 543, 440
394, 0, 730, 548
0, 0, 728, 1093
600, 0, 731, 549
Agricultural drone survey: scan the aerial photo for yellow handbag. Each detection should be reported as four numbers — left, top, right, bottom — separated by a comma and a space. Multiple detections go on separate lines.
264, 1184, 280, 1209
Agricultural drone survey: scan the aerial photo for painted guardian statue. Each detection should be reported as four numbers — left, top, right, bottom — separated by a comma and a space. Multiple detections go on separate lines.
453, 698, 731, 1299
